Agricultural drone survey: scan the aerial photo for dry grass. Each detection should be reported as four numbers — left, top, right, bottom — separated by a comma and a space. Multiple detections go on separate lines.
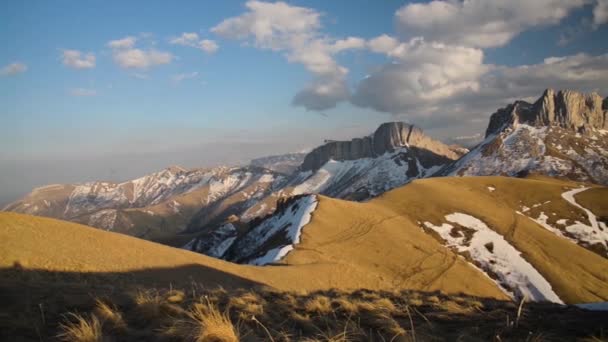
57, 313, 103, 342
93, 299, 126, 331
304, 295, 333, 315
188, 301, 239, 342
5, 283, 608, 341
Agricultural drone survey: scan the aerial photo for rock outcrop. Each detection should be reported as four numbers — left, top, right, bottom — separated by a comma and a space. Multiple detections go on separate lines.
486, 89, 608, 137
301, 122, 462, 171
439, 89, 608, 185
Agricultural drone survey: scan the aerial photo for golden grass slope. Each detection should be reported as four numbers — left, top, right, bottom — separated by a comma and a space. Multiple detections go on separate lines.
1, 213, 506, 303
1, 176, 607, 304
369, 176, 608, 303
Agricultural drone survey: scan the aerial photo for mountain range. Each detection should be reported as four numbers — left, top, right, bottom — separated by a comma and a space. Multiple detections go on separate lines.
2, 89, 608, 341
4, 88, 608, 257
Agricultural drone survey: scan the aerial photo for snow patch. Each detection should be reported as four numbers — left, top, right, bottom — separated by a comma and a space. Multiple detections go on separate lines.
424, 213, 562, 303
240, 195, 318, 265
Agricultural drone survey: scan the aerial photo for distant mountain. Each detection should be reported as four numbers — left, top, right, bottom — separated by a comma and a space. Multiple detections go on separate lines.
437, 89, 608, 184
249, 152, 307, 174
6, 122, 463, 242
3, 165, 285, 241
284, 122, 466, 200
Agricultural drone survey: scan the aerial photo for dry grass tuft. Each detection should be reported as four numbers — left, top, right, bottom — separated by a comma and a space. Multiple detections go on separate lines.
304, 295, 333, 315
229, 291, 265, 321
93, 299, 126, 331
134, 289, 164, 321
57, 313, 103, 342
188, 301, 239, 342
167, 289, 185, 303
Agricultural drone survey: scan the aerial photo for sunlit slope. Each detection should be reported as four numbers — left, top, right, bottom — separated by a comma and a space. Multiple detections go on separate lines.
3, 175, 606, 304
0, 212, 506, 299
368, 176, 608, 303
283, 197, 508, 299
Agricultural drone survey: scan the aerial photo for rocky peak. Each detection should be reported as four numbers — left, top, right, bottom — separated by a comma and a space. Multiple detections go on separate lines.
486, 89, 607, 137
300, 122, 460, 171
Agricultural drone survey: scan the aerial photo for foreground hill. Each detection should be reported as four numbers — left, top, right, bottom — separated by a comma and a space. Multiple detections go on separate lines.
4, 176, 608, 304
186, 176, 608, 304
2, 176, 608, 340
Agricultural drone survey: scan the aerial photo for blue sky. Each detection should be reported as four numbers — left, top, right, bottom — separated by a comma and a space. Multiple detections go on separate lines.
1, 0, 608, 204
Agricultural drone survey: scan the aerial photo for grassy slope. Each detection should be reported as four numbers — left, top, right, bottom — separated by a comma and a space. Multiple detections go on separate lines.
2, 176, 607, 304
0, 209, 504, 299
370, 176, 608, 303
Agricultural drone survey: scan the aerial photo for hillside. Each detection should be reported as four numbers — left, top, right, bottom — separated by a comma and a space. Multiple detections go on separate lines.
5, 176, 608, 304
3, 176, 608, 340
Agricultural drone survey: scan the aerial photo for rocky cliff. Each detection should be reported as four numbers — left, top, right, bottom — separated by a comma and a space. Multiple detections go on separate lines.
486, 89, 608, 137
438, 89, 608, 185
301, 122, 462, 171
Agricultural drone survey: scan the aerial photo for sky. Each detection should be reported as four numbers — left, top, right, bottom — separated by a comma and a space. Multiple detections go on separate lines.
1, 0, 608, 205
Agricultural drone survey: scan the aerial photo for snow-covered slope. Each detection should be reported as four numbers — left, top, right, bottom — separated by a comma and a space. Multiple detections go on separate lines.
285, 122, 465, 200
185, 195, 318, 265
517, 186, 608, 257
4, 165, 286, 240
424, 212, 563, 303
288, 148, 442, 199
436, 89, 608, 184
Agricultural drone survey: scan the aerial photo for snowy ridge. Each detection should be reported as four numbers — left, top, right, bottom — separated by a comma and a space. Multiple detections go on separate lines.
424, 213, 563, 303
6, 164, 285, 239
290, 148, 440, 199
224, 195, 318, 265
183, 223, 239, 258
439, 123, 608, 185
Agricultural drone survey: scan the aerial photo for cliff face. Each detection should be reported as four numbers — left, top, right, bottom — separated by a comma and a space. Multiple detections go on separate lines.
301, 122, 461, 171
486, 89, 608, 137
440, 89, 608, 185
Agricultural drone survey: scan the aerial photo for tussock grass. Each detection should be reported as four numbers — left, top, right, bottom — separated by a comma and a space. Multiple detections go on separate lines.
8, 286, 608, 341
57, 313, 103, 342
304, 295, 333, 315
188, 301, 239, 342
93, 299, 126, 331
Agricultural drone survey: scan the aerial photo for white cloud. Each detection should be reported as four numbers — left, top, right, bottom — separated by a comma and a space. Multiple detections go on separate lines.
594, 0, 608, 26
353, 38, 608, 128
69, 88, 97, 96
61, 50, 96, 69
112, 49, 173, 69
170, 32, 199, 45
395, 0, 588, 48
171, 71, 199, 83
198, 39, 219, 53
108, 36, 173, 69
0, 62, 27, 76
170, 32, 219, 54
213, 0, 363, 111
212, 0, 321, 50
353, 36, 487, 114
107, 36, 137, 49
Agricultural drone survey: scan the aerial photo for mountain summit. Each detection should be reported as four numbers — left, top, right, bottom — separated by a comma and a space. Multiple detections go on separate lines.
301, 122, 461, 171
438, 89, 608, 184
486, 89, 608, 137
